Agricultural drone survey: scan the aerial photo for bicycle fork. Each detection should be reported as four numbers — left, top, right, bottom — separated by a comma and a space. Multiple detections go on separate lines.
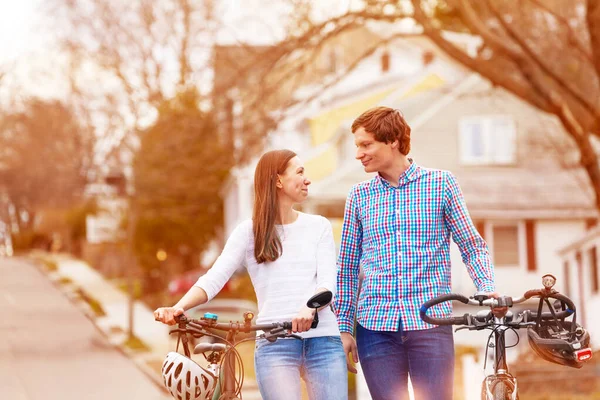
482, 318, 518, 400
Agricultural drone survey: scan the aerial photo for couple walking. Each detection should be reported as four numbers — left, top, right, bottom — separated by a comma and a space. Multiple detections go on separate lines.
154, 106, 497, 400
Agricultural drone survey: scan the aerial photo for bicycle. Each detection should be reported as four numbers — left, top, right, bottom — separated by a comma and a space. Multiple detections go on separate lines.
420, 274, 592, 400
162, 290, 333, 400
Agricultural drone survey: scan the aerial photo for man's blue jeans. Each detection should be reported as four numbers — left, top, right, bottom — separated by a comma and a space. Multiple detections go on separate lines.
254, 336, 348, 400
356, 323, 455, 400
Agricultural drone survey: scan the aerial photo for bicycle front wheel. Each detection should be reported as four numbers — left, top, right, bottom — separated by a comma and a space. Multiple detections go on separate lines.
493, 381, 508, 400
481, 377, 518, 400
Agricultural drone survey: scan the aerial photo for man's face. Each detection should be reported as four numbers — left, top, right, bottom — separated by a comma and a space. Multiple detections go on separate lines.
354, 126, 398, 173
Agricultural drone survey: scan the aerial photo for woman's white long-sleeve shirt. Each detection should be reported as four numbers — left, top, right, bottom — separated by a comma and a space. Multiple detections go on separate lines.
194, 212, 340, 339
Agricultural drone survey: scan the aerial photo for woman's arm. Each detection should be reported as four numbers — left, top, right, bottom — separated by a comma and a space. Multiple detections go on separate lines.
154, 221, 250, 325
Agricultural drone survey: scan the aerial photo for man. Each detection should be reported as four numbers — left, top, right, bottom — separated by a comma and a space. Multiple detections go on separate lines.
334, 106, 497, 400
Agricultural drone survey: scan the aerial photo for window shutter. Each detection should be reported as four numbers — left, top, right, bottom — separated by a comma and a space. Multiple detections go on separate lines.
563, 261, 570, 296
526, 220, 536, 272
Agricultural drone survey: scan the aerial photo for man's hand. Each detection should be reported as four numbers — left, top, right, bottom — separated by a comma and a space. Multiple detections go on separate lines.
154, 306, 185, 325
485, 292, 508, 318
341, 332, 359, 373
292, 306, 315, 333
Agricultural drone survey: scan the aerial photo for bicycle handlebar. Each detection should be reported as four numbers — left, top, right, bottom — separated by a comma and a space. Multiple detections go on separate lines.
172, 314, 307, 337
419, 289, 575, 327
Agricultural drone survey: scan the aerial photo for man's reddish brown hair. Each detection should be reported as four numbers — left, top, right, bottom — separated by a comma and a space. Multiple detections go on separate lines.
351, 106, 411, 155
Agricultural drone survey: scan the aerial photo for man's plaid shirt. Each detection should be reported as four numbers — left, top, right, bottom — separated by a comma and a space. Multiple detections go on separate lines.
334, 160, 495, 334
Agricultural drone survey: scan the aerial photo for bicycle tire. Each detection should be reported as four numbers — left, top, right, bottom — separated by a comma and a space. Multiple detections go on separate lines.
493, 381, 508, 400
481, 378, 517, 400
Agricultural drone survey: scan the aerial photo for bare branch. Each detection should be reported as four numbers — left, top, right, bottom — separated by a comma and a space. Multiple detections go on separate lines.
527, 0, 593, 63
454, 0, 524, 60
411, 0, 552, 112
588, 0, 600, 92
485, 0, 600, 127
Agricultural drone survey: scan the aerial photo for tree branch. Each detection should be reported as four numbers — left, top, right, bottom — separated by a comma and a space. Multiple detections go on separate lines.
485, 0, 599, 128
527, 0, 594, 63
411, 0, 552, 112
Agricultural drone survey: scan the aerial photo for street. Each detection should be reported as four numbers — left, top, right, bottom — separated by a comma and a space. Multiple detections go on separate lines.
0, 257, 170, 400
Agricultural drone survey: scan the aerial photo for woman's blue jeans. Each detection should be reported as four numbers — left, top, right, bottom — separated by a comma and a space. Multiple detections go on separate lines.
254, 336, 348, 400
356, 323, 455, 400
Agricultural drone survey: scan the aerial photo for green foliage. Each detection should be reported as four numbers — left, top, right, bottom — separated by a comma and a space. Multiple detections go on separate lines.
75, 288, 106, 317
58, 276, 73, 285
123, 334, 150, 352
0, 99, 94, 231
29, 253, 58, 272
132, 89, 233, 274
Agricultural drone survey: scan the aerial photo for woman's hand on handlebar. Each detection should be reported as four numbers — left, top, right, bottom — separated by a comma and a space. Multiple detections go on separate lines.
154, 306, 185, 326
292, 306, 316, 332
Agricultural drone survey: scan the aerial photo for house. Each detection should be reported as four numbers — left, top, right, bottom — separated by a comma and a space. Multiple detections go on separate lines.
558, 226, 600, 340
220, 32, 599, 399
294, 42, 598, 400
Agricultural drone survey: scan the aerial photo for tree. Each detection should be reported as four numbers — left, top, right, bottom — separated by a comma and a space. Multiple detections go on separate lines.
258, 0, 600, 212
49, 0, 222, 158
0, 98, 94, 232
132, 89, 231, 287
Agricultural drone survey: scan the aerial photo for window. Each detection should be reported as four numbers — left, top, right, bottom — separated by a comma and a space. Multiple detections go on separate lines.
459, 116, 516, 165
483, 221, 525, 268
492, 225, 519, 266
381, 51, 390, 72
321, 47, 343, 75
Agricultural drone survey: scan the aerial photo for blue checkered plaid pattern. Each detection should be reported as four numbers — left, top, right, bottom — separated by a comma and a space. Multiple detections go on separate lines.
334, 160, 495, 333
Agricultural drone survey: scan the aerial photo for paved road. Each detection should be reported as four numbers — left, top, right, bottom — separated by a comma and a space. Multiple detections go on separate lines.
0, 257, 170, 400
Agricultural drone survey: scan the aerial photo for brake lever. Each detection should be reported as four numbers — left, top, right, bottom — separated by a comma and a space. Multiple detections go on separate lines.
284, 333, 303, 340
261, 327, 304, 342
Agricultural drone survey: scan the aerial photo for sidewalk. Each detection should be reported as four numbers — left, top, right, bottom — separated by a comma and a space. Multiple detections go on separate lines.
29, 251, 260, 399
49, 254, 171, 354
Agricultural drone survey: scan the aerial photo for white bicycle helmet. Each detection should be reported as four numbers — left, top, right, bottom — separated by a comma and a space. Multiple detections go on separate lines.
161, 351, 217, 400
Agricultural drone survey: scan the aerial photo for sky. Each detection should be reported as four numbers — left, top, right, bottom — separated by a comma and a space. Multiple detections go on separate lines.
0, 0, 359, 60
0, 1, 43, 64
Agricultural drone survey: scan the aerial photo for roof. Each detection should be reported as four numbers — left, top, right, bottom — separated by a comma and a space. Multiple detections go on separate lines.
306, 61, 597, 217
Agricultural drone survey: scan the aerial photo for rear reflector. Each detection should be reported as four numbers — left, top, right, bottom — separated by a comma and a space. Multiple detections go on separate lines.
574, 348, 593, 362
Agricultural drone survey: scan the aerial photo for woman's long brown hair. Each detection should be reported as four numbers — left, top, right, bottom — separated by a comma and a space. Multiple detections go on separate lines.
253, 149, 296, 264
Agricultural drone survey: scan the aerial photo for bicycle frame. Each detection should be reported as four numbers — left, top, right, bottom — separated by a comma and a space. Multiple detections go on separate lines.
481, 316, 518, 400
166, 290, 333, 400
218, 329, 241, 400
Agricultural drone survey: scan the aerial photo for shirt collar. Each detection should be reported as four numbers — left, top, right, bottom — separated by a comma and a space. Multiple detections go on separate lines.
376, 158, 419, 189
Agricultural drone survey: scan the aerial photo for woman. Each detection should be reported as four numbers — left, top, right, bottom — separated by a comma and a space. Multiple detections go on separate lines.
154, 149, 348, 400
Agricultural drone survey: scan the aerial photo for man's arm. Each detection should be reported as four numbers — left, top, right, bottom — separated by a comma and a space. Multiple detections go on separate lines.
334, 187, 363, 335
443, 172, 495, 293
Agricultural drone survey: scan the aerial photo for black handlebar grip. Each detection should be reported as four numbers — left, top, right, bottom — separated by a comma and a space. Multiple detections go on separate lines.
420, 294, 470, 325
282, 321, 292, 330
551, 293, 576, 313
421, 293, 470, 310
